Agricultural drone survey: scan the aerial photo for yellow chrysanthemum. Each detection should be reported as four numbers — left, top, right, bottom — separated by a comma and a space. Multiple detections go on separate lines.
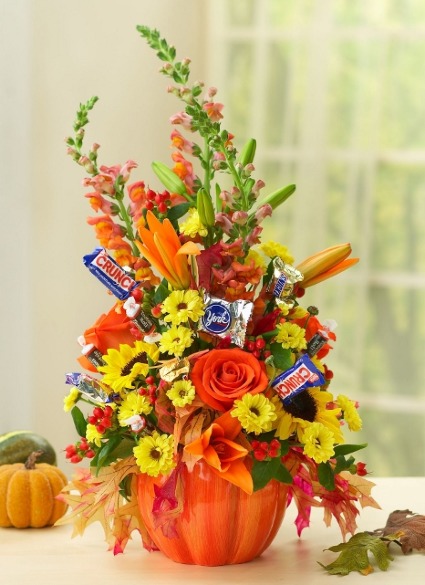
98, 340, 160, 394
231, 393, 277, 434
273, 387, 343, 443
166, 379, 196, 407
259, 241, 294, 265
159, 325, 193, 357
337, 394, 362, 432
302, 422, 335, 463
86, 423, 103, 447
161, 289, 204, 326
133, 431, 176, 477
63, 388, 80, 412
275, 322, 307, 350
180, 208, 208, 238
117, 392, 153, 426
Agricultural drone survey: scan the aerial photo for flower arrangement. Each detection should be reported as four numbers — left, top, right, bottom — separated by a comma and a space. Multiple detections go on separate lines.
59, 26, 378, 556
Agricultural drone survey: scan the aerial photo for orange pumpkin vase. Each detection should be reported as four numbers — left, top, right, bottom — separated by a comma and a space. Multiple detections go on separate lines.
137, 459, 289, 566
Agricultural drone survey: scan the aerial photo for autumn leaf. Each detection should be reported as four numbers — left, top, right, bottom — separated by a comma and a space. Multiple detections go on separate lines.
319, 532, 397, 575
56, 457, 151, 554
378, 509, 425, 554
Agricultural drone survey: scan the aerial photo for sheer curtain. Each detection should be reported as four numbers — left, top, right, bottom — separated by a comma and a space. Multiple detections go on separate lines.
207, 0, 425, 476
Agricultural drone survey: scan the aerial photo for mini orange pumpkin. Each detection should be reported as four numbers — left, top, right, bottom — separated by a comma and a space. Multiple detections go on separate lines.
0, 451, 68, 528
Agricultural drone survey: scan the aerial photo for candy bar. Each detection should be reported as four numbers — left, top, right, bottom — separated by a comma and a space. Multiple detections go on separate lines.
271, 354, 325, 404
83, 247, 138, 300
65, 372, 114, 403
199, 293, 253, 348
267, 257, 303, 307
123, 296, 155, 335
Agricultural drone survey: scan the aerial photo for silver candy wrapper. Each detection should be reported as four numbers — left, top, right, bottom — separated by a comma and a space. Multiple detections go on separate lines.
267, 257, 304, 309
199, 293, 253, 348
65, 372, 113, 403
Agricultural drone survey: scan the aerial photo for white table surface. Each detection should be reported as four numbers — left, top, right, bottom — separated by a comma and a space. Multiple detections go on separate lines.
0, 477, 423, 584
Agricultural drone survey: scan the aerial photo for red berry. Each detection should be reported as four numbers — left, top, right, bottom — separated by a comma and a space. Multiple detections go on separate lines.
87, 415, 97, 425
96, 424, 105, 434
145, 375, 155, 385
252, 349, 261, 359
70, 454, 83, 464
254, 449, 267, 461
102, 417, 112, 429
93, 406, 104, 419
158, 201, 167, 214
103, 405, 113, 418
255, 337, 266, 349
145, 200, 154, 211
263, 350, 271, 359
85, 449, 96, 459
131, 288, 143, 302
246, 340, 255, 352
138, 388, 147, 396
146, 189, 156, 201
251, 440, 260, 449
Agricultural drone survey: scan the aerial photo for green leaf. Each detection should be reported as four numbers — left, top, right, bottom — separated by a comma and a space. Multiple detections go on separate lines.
92, 434, 123, 470
154, 279, 170, 304
71, 406, 87, 437
269, 343, 293, 370
333, 443, 367, 457
252, 457, 292, 491
318, 461, 335, 491
334, 454, 355, 475
319, 532, 395, 576
166, 202, 190, 222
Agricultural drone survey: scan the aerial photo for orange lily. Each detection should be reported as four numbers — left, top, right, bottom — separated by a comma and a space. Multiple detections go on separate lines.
296, 243, 359, 288
184, 410, 253, 494
135, 210, 199, 289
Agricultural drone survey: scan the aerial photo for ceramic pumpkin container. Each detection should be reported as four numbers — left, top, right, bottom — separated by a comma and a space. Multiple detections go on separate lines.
0, 451, 68, 528
137, 459, 289, 566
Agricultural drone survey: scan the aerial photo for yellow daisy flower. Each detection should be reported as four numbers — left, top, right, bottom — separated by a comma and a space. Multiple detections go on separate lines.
133, 431, 176, 477
117, 392, 153, 427
302, 422, 335, 463
275, 322, 307, 351
259, 241, 294, 265
337, 394, 362, 432
98, 340, 160, 394
86, 423, 103, 447
63, 388, 80, 412
231, 393, 277, 434
159, 325, 193, 357
180, 208, 208, 238
166, 379, 196, 407
273, 388, 343, 443
161, 289, 204, 326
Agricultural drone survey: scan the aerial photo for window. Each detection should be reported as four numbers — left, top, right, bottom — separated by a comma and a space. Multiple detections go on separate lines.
207, 0, 425, 475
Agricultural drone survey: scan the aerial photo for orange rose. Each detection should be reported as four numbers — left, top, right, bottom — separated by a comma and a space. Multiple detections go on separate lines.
190, 348, 268, 411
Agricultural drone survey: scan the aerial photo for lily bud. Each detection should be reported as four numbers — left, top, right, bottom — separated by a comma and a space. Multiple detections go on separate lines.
152, 161, 188, 197
238, 138, 257, 167
197, 189, 215, 227
257, 183, 296, 211
296, 243, 359, 288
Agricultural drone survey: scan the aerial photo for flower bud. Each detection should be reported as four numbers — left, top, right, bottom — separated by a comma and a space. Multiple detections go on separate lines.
152, 161, 188, 197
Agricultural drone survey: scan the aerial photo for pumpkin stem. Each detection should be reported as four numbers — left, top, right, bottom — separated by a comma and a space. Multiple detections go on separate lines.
24, 450, 44, 470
